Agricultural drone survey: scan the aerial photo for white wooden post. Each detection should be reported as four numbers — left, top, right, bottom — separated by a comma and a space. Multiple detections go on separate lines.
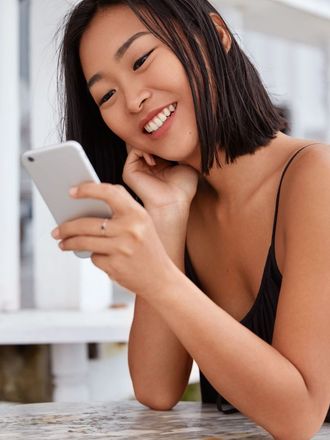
0, 0, 20, 311
29, 0, 113, 310
51, 344, 89, 401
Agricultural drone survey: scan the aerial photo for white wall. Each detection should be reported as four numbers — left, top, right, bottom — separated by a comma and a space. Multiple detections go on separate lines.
213, 0, 329, 142
0, 0, 20, 310
244, 31, 328, 140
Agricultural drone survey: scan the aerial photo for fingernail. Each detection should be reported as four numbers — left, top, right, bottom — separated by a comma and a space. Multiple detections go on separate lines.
51, 228, 60, 239
69, 186, 78, 196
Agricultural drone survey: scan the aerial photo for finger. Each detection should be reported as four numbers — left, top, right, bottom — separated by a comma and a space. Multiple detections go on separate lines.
53, 217, 119, 240
126, 148, 155, 167
126, 148, 144, 166
90, 253, 109, 274
90, 253, 117, 281
71, 182, 137, 215
59, 236, 132, 257
59, 236, 113, 255
143, 153, 156, 166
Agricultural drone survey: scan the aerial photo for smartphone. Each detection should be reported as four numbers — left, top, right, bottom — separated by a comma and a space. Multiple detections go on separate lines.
21, 140, 112, 258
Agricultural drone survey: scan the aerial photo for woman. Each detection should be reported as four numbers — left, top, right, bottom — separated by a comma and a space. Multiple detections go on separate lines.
54, 0, 330, 437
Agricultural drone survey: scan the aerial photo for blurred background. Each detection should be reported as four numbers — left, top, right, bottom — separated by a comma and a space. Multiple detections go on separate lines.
0, 0, 329, 405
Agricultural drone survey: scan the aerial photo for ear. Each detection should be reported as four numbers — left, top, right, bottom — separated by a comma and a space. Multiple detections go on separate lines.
209, 13, 232, 53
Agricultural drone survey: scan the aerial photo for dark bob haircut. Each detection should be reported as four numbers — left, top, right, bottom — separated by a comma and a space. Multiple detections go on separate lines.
58, 0, 286, 184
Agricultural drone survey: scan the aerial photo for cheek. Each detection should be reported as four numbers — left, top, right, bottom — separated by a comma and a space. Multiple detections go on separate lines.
153, 54, 190, 94
156, 55, 196, 112
100, 109, 127, 140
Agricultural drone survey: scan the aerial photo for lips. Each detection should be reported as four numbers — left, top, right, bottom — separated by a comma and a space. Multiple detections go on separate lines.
139, 102, 177, 132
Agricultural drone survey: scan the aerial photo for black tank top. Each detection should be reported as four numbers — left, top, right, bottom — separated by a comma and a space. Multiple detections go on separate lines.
184, 143, 330, 422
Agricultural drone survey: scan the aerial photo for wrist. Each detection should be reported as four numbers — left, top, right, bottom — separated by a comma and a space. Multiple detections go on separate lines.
149, 212, 189, 243
145, 206, 189, 272
146, 202, 191, 223
138, 257, 184, 301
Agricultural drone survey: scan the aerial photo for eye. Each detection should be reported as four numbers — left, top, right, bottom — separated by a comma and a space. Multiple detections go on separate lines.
133, 49, 155, 71
98, 49, 155, 107
99, 90, 115, 107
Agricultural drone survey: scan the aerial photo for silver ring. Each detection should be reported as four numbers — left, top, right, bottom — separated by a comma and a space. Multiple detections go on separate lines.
100, 218, 109, 235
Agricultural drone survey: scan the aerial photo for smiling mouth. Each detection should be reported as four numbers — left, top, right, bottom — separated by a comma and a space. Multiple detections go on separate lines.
143, 103, 177, 135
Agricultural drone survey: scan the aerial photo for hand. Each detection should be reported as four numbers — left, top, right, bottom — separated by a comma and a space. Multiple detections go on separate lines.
52, 182, 176, 296
123, 144, 199, 214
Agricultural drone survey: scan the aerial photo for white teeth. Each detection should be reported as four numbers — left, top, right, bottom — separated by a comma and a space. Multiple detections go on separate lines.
144, 103, 177, 133
154, 117, 163, 128
149, 121, 158, 131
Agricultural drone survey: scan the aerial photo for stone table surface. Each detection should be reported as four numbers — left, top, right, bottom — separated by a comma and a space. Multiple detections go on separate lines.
0, 401, 330, 439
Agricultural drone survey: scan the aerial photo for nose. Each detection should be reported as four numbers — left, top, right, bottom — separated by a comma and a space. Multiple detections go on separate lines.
125, 88, 151, 113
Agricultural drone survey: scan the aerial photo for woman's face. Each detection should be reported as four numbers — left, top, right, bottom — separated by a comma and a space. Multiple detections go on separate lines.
79, 4, 200, 166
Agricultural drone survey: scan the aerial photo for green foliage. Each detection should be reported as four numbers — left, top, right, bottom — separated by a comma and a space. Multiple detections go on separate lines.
181, 382, 201, 401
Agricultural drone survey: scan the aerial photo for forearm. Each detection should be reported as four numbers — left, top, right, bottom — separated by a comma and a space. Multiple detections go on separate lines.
143, 269, 319, 439
146, 203, 190, 270
128, 206, 192, 409
128, 297, 192, 409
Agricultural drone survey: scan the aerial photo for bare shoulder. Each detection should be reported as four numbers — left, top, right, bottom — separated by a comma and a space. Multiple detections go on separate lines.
285, 142, 330, 173
279, 143, 330, 224
284, 142, 330, 177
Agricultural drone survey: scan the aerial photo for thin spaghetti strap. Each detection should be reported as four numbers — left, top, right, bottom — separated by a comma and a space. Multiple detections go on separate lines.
271, 143, 320, 244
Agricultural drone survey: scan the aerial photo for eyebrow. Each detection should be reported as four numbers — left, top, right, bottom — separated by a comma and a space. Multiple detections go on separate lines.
87, 31, 151, 89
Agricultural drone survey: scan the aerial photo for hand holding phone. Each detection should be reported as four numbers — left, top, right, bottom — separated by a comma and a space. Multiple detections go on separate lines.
21, 140, 112, 258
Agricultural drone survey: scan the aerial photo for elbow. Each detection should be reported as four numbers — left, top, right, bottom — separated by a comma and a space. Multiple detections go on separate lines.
266, 389, 329, 440
133, 386, 180, 411
274, 428, 320, 440
271, 413, 325, 440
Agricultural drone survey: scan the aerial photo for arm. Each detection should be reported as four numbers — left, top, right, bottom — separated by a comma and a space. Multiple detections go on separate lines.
128, 205, 193, 409
56, 147, 330, 437
135, 147, 330, 439
122, 148, 199, 409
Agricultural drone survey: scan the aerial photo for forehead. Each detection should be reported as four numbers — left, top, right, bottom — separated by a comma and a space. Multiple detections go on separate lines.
79, 5, 148, 74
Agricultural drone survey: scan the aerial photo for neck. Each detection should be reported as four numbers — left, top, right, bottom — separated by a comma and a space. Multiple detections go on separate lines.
197, 132, 294, 210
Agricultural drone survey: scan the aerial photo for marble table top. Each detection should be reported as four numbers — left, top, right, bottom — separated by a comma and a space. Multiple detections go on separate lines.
0, 400, 329, 439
